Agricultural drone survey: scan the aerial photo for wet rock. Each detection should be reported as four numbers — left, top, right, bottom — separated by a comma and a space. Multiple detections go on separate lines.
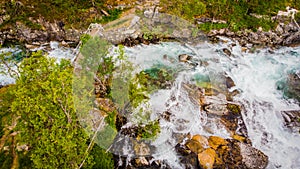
204, 104, 228, 116
221, 103, 249, 140
284, 71, 300, 102
213, 139, 244, 168
192, 134, 208, 147
178, 54, 192, 63
198, 148, 216, 169
281, 110, 300, 132
283, 31, 300, 46
161, 111, 172, 122
225, 76, 235, 89
208, 136, 228, 150
175, 143, 200, 169
186, 139, 205, 154
116, 113, 127, 131
239, 142, 268, 169
135, 157, 149, 166
134, 141, 151, 156
222, 48, 231, 56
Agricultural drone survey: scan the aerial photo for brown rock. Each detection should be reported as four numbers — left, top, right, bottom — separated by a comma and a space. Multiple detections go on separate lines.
95, 98, 115, 112
222, 48, 231, 56
239, 142, 268, 169
198, 148, 216, 169
186, 139, 205, 154
178, 54, 192, 62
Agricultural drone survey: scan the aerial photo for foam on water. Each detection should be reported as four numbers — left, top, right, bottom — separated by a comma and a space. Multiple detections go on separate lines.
120, 40, 300, 168
0, 41, 75, 85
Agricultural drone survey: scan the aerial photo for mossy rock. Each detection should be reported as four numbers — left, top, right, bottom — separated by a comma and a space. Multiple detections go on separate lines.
227, 103, 241, 114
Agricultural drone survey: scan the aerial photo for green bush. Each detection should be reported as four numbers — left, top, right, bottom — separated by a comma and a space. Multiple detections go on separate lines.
90, 145, 114, 169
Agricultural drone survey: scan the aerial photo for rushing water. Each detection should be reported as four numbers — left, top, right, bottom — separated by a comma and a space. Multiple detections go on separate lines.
1, 38, 300, 168
116, 39, 300, 168
0, 41, 75, 86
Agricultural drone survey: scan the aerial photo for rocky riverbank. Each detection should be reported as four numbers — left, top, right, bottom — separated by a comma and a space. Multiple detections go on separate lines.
1, 1, 300, 50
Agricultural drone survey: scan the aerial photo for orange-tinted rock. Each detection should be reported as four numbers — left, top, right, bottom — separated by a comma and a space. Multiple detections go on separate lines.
198, 148, 216, 169
186, 139, 205, 154
232, 134, 246, 142
208, 136, 228, 150
192, 134, 208, 147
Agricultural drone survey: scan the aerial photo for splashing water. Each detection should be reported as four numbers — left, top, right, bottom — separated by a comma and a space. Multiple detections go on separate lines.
0, 41, 75, 85
114, 39, 300, 168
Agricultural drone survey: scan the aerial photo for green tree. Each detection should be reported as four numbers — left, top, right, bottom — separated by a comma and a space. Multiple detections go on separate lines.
10, 52, 93, 168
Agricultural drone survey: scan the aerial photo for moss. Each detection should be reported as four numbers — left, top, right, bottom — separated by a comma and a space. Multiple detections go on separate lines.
0, 151, 13, 169
227, 103, 241, 114
105, 110, 117, 130
18, 152, 33, 169
137, 120, 161, 140
89, 144, 115, 169
80, 34, 92, 47
198, 23, 228, 32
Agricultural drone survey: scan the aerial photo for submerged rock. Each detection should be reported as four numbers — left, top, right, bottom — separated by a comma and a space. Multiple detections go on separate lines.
284, 71, 300, 102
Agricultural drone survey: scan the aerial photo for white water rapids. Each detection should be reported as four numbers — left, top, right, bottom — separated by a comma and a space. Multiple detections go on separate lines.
115, 39, 300, 168
1, 38, 300, 168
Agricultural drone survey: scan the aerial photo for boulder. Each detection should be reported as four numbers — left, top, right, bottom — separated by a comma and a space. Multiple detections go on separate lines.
186, 139, 205, 154
198, 148, 216, 169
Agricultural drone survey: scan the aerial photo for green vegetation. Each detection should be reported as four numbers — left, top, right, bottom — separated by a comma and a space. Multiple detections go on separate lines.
160, 0, 300, 32
227, 103, 241, 115
136, 120, 161, 140
159, 0, 206, 20
0, 51, 115, 168
90, 144, 114, 169
100, 8, 123, 23
0, 0, 127, 30
129, 66, 174, 107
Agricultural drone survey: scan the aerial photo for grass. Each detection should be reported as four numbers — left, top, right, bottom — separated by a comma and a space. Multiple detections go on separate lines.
0, 0, 126, 31
160, 0, 300, 32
